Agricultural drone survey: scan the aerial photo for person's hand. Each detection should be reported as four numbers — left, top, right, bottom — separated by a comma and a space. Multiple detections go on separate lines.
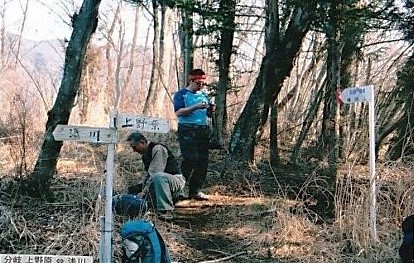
192, 102, 208, 110
137, 192, 146, 198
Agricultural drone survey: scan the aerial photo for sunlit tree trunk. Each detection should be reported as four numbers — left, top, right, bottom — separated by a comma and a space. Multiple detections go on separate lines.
26, 0, 101, 199
178, 4, 194, 88
104, 3, 121, 115
143, 1, 174, 116
79, 48, 102, 124
79, 63, 90, 124
124, 5, 141, 89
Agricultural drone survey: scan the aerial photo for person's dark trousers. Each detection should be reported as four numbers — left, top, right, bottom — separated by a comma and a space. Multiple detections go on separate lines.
178, 124, 209, 196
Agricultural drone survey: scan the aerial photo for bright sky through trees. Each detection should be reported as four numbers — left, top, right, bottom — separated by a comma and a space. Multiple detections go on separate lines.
4, 0, 76, 41
3, 0, 148, 42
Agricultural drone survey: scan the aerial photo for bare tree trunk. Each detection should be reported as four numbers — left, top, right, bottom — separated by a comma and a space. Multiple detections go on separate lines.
14, 0, 29, 68
79, 62, 90, 124
269, 101, 279, 165
178, 6, 194, 87
143, 2, 173, 116
265, 0, 279, 164
289, 75, 326, 163
143, 0, 160, 116
104, 3, 121, 114
0, 1, 7, 70
212, 0, 236, 147
318, 1, 342, 172
228, 1, 317, 163
386, 54, 414, 160
114, 25, 125, 109
79, 47, 103, 124
25, 0, 101, 199
123, 5, 141, 89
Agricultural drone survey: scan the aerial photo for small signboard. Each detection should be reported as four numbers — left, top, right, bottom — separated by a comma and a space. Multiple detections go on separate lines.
116, 113, 170, 133
0, 254, 93, 263
52, 124, 117, 144
337, 85, 373, 104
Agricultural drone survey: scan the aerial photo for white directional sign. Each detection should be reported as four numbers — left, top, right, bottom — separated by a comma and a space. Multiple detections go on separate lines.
0, 254, 93, 263
52, 124, 117, 144
116, 113, 170, 133
338, 85, 373, 104
336, 84, 378, 242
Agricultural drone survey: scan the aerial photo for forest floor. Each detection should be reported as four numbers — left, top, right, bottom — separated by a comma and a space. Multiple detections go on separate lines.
0, 140, 410, 263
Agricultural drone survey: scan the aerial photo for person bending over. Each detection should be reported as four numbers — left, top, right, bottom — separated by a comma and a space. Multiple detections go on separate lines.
126, 132, 185, 220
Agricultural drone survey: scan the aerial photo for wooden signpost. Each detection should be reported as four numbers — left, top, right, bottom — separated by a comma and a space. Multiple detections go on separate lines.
52, 124, 118, 144
337, 85, 377, 242
52, 112, 170, 263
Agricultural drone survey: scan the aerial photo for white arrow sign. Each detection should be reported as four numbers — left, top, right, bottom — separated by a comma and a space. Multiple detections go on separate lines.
116, 113, 170, 133
52, 124, 117, 144
336, 84, 378, 242
338, 85, 373, 104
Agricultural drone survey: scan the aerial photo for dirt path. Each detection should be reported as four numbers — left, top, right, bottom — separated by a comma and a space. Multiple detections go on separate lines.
157, 194, 276, 263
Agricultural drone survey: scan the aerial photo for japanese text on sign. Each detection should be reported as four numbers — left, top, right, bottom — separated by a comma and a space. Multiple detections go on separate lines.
52, 125, 118, 144
116, 114, 170, 133
0, 254, 93, 263
338, 85, 373, 104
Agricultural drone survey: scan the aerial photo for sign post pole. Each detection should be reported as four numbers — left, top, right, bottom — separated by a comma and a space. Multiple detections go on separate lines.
102, 111, 117, 263
52, 123, 118, 263
52, 112, 170, 263
367, 85, 377, 242
338, 85, 377, 242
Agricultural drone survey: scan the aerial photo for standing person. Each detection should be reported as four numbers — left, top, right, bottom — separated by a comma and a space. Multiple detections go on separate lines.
173, 68, 214, 201
126, 132, 186, 220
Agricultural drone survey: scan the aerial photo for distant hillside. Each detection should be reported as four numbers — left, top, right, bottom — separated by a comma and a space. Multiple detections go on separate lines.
5, 32, 65, 74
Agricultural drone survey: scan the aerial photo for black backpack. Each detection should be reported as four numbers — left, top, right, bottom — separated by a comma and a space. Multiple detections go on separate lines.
120, 220, 172, 263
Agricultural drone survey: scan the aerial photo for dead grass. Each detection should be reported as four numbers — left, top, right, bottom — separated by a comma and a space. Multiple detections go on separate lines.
0, 142, 412, 263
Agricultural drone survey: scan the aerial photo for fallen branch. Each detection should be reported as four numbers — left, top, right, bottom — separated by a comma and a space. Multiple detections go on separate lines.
197, 251, 248, 263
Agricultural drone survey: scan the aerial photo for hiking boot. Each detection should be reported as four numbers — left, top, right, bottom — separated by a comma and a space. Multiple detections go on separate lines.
158, 210, 173, 220
189, 191, 210, 201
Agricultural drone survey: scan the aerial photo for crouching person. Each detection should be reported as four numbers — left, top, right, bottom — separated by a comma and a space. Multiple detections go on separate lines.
126, 132, 185, 220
